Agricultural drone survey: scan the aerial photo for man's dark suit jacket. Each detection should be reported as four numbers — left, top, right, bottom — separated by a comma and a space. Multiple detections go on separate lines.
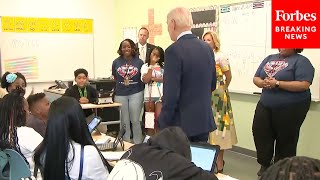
136, 43, 156, 63
158, 34, 217, 137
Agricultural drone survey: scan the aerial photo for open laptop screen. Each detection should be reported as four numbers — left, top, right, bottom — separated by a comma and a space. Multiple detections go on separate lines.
190, 144, 218, 172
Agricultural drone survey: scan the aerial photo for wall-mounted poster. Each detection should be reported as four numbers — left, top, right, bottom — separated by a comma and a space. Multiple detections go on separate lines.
190, 6, 219, 38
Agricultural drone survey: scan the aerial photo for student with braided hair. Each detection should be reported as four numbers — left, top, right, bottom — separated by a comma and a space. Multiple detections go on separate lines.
0, 88, 43, 175
260, 156, 320, 180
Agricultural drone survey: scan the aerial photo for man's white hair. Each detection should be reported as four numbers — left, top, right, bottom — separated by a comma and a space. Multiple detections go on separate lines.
167, 7, 193, 28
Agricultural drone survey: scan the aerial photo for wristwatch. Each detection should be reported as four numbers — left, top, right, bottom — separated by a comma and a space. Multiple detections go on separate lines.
275, 81, 280, 88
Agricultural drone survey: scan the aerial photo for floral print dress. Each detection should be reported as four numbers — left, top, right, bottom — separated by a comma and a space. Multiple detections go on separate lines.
209, 51, 238, 150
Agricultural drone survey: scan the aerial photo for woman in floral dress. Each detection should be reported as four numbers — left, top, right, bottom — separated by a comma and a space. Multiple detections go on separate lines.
203, 31, 238, 173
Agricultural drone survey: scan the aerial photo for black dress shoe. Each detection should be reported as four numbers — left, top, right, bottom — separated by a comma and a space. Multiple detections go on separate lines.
257, 166, 268, 176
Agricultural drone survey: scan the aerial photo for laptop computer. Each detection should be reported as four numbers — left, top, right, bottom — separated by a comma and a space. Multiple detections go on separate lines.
190, 143, 220, 173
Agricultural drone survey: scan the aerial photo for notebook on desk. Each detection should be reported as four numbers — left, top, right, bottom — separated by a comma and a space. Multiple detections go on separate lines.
190, 143, 220, 173
101, 151, 126, 160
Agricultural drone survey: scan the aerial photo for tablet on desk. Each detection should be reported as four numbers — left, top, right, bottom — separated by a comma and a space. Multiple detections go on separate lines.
190, 143, 220, 173
88, 116, 102, 133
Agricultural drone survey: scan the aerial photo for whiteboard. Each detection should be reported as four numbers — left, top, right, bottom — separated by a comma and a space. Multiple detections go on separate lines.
0, 18, 94, 82
219, 1, 320, 101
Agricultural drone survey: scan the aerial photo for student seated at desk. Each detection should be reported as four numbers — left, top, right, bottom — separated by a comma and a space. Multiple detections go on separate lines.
1, 71, 30, 97
34, 96, 112, 180
0, 89, 43, 176
108, 127, 218, 180
64, 68, 97, 117
26, 93, 50, 137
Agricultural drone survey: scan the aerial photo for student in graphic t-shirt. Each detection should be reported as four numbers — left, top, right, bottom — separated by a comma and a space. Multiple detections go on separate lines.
140, 46, 164, 135
112, 39, 144, 144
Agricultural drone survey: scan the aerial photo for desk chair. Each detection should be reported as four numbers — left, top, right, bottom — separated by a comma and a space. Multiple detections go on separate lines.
0, 149, 31, 180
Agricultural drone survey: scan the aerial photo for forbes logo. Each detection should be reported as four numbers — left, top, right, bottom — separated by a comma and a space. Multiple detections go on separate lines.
275, 10, 317, 21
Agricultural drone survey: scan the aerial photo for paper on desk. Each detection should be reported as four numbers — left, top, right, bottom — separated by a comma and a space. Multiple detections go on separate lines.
101, 151, 126, 160
80, 103, 93, 109
216, 173, 239, 180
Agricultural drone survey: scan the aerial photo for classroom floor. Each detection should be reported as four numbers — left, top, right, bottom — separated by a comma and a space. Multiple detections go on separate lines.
223, 150, 260, 180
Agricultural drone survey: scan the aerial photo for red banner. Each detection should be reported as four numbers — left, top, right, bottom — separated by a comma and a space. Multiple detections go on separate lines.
272, 0, 320, 48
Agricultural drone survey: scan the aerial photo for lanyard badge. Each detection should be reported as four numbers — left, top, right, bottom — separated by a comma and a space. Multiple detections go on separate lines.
78, 87, 87, 97
124, 76, 130, 86
124, 63, 131, 86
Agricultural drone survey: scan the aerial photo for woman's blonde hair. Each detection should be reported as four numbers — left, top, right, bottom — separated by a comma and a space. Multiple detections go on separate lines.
202, 31, 220, 52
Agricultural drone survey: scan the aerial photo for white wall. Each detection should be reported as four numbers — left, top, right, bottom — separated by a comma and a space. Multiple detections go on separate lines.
0, 0, 115, 93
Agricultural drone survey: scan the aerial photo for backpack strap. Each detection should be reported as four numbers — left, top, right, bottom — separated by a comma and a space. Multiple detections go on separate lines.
78, 145, 84, 180
65, 145, 84, 180
65, 169, 71, 180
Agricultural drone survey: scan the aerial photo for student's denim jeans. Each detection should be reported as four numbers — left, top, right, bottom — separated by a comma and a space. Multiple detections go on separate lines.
115, 91, 143, 144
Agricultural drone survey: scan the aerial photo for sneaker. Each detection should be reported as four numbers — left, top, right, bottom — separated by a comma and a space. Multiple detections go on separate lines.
257, 166, 268, 176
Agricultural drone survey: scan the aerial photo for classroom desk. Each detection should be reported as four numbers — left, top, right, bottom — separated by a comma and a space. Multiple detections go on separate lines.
92, 133, 133, 166
81, 102, 122, 126
93, 134, 238, 180
44, 88, 65, 95
44, 88, 122, 127
44, 88, 65, 101
81, 102, 121, 110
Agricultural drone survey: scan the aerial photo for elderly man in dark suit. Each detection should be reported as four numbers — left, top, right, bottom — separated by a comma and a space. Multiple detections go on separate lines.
158, 7, 217, 142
